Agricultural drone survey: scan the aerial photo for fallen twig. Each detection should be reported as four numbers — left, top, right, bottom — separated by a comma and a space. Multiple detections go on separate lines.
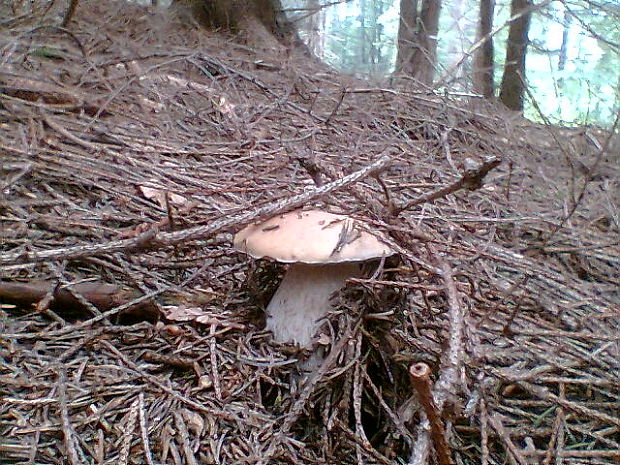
0, 279, 158, 321
408, 363, 453, 465
432, 255, 466, 409
393, 155, 501, 215
0, 154, 391, 267
57, 369, 81, 465
409, 247, 466, 464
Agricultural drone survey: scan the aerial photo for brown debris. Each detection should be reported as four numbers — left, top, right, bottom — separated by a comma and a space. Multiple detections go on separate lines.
1, 1, 619, 464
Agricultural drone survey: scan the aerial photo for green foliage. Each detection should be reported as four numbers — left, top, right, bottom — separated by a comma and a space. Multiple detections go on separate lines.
525, 1, 620, 126
326, 0, 396, 77
282, 0, 619, 126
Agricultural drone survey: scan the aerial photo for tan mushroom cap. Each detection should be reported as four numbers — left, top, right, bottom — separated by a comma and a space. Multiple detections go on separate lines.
233, 209, 394, 264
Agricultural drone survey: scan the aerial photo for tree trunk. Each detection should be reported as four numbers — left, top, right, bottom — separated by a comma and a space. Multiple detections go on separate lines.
178, 0, 303, 51
360, 0, 368, 67
445, 0, 468, 84
399, 0, 441, 86
557, 7, 571, 92
370, 0, 381, 74
364, 0, 386, 76
499, 0, 532, 111
304, 0, 324, 58
395, 0, 419, 74
412, 0, 442, 86
473, 0, 495, 98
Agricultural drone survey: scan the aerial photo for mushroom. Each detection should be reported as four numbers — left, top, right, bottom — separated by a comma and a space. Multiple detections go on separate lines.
233, 209, 395, 347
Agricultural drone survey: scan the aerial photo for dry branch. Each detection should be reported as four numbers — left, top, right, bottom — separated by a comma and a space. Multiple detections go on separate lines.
393, 154, 501, 215
408, 250, 466, 465
408, 363, 453, 465
0, 154, 391, 267
0, 280, 154, 316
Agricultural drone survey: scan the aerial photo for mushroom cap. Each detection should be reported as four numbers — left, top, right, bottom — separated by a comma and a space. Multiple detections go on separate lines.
233, 209, 394, 264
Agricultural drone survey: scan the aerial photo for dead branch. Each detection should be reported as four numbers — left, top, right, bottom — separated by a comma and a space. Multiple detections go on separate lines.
0, 153, 391, 267
432, 254, 467, 410
393, 155, 501, 215
408, 363, 454, 465
0, 279, 158, 320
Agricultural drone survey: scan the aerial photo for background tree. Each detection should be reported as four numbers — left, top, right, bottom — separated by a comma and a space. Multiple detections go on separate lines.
303, 0, 326, 57
556, 7, 571, 93
358, 0, 390, 76
395, 0, 418, 74
177, 0, 303, 50
176, 0, 617, 125
394, 0, 442, 85
443, 0, 470, 84
473, 0, 495, 98
499, 0, 533, 111
525, 0, 620, 123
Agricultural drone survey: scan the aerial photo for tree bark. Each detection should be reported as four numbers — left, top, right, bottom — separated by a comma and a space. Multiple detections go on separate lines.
304, 0, 324, 57
395, 0, 442, 86
499, 0, 532, 111
557, 7, 571, 91
362, 0, 386, 75
370, 0, 382, 74
412, 0, 442, 85
395, 0, 419, 74
360, 0, 368, 67
178, 0, 303, 50
473, 0, 495, 98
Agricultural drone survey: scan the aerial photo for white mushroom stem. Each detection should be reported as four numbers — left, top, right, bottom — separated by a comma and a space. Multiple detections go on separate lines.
266, 262, 361, 347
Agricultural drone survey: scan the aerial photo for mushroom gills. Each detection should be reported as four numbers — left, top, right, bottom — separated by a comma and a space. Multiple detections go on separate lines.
266, 262, 361, 347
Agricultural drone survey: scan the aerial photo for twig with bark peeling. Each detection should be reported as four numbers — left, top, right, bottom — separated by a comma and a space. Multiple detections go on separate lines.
432, 255, 466, 410
58, 369, 81, 465
393, 155, 501, 216
409, 363, 453, 465
409, 248, 466, 464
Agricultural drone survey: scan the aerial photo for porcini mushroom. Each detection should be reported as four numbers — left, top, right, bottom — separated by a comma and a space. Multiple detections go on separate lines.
233, 209, 395, 347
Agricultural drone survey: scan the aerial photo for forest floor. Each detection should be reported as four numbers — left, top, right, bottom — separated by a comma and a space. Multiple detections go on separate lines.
1, 1, 619, 464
